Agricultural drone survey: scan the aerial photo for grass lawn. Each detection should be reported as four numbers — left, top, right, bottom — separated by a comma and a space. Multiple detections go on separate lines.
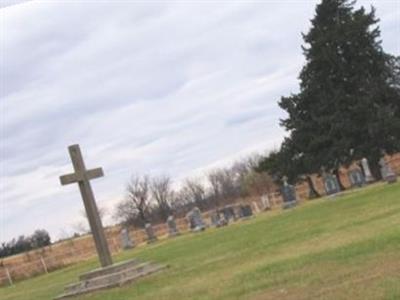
1, 182, 400, 300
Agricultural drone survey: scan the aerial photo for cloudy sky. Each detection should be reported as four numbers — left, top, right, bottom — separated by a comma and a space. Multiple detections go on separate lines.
1, 0, 399, 243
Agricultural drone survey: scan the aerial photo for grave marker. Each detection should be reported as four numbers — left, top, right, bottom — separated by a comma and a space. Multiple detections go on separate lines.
361, 158, 374, 183
322, 171, 341, 195
145, 223, 158, 243
379, 157, 397, 184
348, 169, 365, 187
56, 145, 166, 300
260, 194, 271, 210
281, 176, 297, 209
239, 204, 253, 219
59, 144, 112, 267
167, 216, 180, 237
187, 207, 206, 232
120, 228, 134, 250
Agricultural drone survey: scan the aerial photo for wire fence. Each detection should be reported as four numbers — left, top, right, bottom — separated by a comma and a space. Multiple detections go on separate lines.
0, 194, 283, 287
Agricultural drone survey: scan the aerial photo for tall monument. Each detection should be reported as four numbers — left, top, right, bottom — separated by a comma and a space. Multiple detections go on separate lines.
56, 144, 166, 300
59, 144, 112, 267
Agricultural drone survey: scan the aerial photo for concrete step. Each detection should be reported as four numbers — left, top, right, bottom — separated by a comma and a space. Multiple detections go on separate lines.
65, 262, 149, 294
79, 258, 139, 281
55, 263, 167, 299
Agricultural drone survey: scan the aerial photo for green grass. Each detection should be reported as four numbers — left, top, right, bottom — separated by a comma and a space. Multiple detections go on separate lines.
2, 182, 400, 300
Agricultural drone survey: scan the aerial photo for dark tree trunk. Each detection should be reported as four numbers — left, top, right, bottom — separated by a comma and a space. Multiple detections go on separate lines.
138, 209, 148, 228
333, 168, 346, 191
306, 176, 320, 199
369, 158, 382, 181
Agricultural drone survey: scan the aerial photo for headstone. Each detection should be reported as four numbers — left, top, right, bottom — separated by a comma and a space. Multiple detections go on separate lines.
361, 158, 374, 183
252, 201, 261, 214
167, 216, 180, 237
219, 205, 236, 223
260, 194, 271, 210
120, 228, 134, 250
281, 176, 297, 209
210, 212, 227, 227
145, 223, 158, 244
379, 158, 397, 184
210, 213, 219, 227
323, 173, 341, 195
239, 204, 253, 219
348, 169, 365, 187
186, 207, 206, 232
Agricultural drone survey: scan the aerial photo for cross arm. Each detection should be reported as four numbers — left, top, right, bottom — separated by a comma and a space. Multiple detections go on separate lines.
59, 167, 104, 185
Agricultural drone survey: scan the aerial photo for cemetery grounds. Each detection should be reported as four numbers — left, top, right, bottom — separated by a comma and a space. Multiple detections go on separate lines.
1, 182, 399, 300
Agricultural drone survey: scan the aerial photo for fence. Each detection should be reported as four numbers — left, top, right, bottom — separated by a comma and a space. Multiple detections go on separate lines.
1, 154, 399, 286
0, 196, 277, 286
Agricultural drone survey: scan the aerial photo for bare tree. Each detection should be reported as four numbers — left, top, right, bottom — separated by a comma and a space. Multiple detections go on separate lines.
114, 175, 151, 227
231, 154, 264, 197
170, 187, 202, 217
208, 170, 221, 208
242, 171, 275, 196
150, 175, 173, 221
208, 167, 240, 207
179, 178, 207, 210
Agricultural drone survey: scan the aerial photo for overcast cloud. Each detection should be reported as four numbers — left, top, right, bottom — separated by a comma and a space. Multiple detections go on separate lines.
1, 0, 399, 242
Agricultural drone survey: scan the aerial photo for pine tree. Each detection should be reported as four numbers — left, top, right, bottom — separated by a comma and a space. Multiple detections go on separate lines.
278, 0, 400, 180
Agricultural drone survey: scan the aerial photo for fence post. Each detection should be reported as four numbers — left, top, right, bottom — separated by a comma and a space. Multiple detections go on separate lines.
40, 256, 48, 274
5, 267, 13, 286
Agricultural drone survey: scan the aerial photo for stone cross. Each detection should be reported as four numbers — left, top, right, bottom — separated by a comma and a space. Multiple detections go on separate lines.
59, 144, 113, 267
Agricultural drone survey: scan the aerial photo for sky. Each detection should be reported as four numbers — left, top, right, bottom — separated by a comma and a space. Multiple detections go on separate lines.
1, 0, 399, 243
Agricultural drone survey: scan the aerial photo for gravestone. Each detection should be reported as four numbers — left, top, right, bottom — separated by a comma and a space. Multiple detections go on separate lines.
187, 207, 206, 232
210, 213, 219, 227
281, 176, 297, 209
348, 169, 365, 187
379, 158, 397, 184
56, 145, 166, 300
239, 204, 253, 219
167, 216, 180, 237
323, 173, 341, 195
219, 205, 237, 223
260, 194, 271, 210
145, 223, 158, 243
361, 158, 374, 183
120, 228, 134, 250
210, 212, 227, 227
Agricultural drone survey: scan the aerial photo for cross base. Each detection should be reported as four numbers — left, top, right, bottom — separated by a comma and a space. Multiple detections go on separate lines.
54, 259, 167, 299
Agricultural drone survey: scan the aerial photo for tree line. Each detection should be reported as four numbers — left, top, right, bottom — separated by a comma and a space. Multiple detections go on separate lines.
0, 230, 51, 258
113, 155, 274, 228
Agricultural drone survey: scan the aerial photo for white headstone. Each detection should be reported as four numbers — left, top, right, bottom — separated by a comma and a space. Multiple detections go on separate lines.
260, 194, 271, 210
120, 228, 134, 250
361, 158, 374, 183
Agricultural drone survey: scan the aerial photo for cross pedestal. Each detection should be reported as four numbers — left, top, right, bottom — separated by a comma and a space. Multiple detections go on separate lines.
60, 144, 112, 267
56, 144, 166, 300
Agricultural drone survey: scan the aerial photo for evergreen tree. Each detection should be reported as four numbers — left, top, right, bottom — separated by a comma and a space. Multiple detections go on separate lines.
278, 0, 400, 180
257, 138, 320, 198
